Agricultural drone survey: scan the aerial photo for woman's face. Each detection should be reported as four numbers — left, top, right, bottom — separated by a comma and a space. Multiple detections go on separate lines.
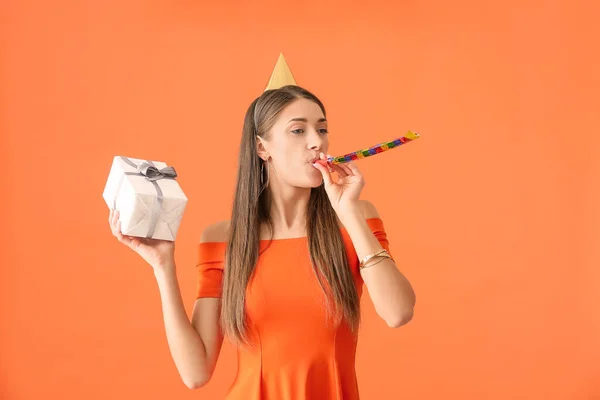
259, 98, 330, 188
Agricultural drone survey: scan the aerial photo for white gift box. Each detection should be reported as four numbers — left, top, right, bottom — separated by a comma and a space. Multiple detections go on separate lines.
102, 156, 188, 241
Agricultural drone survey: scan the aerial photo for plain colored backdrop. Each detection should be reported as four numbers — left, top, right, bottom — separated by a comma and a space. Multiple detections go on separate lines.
1, 0, 598, 399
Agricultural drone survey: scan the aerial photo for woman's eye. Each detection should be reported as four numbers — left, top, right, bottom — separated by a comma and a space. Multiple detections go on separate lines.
290, 128, 328, 134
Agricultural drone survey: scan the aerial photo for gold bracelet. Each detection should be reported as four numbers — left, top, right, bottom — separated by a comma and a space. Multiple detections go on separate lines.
359, 249, 388, 267
359, 249, 393, 269
360, 255, 388, 270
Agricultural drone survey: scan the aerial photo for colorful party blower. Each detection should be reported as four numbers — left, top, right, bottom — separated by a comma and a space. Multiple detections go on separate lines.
326, 131, 420, 164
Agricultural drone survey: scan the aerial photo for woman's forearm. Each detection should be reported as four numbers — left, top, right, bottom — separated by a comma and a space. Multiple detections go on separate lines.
154, 264, 210, 388
340, 208, 416, 327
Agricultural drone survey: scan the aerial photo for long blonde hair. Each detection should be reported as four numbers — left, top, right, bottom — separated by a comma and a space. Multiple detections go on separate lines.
221, 85, 360, 346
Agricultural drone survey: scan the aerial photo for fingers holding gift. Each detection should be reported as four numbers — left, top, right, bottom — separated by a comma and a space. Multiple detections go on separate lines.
109, 209, 137, 247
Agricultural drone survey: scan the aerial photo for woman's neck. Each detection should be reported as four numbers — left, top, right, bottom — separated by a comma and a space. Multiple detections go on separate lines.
263, 184, 311, 238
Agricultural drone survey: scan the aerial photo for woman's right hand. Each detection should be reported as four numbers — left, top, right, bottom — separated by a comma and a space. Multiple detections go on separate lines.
109, 209, 176, 271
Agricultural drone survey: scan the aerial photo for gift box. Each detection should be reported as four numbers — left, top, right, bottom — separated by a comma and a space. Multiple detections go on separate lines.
102, 156, 188, 241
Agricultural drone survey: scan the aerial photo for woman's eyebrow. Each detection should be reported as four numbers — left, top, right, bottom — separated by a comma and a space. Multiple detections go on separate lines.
286, 117, 327, 124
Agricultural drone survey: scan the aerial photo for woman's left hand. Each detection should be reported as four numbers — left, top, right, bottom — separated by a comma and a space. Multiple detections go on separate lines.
312, 152, 365, 213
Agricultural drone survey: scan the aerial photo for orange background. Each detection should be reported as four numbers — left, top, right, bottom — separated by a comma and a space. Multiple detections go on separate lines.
1, 1, 598, 399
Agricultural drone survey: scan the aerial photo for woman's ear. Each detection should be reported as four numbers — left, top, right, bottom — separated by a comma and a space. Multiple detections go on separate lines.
256, 135, 269, 161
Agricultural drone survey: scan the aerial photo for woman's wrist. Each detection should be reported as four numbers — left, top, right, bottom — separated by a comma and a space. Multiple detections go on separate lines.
335, 202, 362, 224
154, 260, 176, 278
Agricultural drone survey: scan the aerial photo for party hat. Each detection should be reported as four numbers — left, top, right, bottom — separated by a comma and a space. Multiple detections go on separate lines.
265, 53, 297, 90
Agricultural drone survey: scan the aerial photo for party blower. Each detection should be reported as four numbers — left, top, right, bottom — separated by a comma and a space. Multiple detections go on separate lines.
314, 130, 420, 166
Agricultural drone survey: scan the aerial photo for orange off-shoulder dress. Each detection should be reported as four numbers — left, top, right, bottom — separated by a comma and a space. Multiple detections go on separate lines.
195, 218, 392, 400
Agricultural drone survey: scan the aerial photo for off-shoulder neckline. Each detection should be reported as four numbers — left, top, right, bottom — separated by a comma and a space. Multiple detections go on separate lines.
199, 217, 384, 245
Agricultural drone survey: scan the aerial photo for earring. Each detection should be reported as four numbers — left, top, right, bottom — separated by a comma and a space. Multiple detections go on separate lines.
259, 158, 269, 193
265, 158, 270, 188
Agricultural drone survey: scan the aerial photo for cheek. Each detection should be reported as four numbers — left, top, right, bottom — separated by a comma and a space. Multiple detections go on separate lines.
321, 137, 330, 152
281, 161, 315, 182
282, 161, 307, 177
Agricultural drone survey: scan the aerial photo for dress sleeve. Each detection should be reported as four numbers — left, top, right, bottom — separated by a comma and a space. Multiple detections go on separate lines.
366, 218, 393, 259
195, 242, 225, 298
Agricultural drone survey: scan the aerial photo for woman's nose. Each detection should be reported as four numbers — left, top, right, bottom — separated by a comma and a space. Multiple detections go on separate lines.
308, 130, 325, 151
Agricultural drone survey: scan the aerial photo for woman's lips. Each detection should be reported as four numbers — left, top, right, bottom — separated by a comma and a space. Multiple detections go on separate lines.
312, 159, 329, 167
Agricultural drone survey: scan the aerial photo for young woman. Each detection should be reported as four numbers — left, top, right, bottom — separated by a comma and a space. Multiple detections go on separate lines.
109, 85, 416, 399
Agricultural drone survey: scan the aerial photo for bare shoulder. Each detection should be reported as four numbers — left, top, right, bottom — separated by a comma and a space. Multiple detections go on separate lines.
358, 199, 381, 220
199, 220, 230, 243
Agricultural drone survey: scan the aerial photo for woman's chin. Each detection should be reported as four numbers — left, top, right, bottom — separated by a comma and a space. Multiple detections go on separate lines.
307, 174, 324, 187
301, 164, 324, 187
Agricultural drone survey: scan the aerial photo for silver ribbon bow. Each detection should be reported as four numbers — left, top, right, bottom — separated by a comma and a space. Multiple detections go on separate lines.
136, 161, 178, 181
